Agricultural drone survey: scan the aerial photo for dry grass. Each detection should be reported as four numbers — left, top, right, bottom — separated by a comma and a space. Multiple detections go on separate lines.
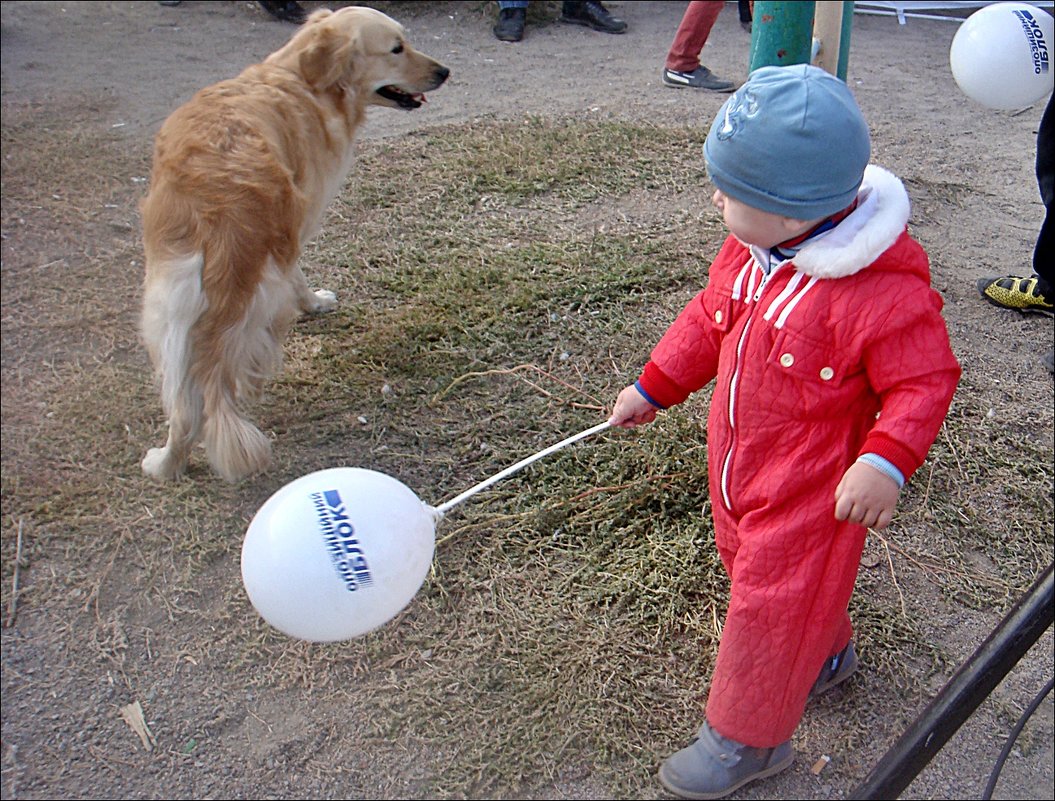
2, 111, 1052, 798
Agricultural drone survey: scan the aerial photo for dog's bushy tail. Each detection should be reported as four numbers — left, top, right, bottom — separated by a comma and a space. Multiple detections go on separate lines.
191, 238, 290, 483
201, 386, 272, 483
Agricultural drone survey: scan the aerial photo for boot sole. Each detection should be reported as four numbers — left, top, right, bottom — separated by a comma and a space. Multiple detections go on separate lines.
662, 81, 736, 92
657, 751, 794, 800
979, 294, 1055, 316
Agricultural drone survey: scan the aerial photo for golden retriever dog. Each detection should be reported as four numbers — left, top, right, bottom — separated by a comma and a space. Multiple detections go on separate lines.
140, 7, 449, 482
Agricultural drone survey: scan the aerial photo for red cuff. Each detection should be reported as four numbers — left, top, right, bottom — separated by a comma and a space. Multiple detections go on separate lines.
638, 361, 692, 409
860, 433, 920, 481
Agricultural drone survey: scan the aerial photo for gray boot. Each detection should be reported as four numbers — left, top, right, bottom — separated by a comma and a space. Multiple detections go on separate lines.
658, 721, 793, 800
810, 640, 858, 697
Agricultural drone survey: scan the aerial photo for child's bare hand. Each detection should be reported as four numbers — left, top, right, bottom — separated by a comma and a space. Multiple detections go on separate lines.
834, 461, 900, 530
609, 385, 659, 428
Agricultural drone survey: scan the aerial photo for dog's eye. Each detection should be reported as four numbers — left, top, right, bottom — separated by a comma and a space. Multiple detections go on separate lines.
391, 43, 404, 55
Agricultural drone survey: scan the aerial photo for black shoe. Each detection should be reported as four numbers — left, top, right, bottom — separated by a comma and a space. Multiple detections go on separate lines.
561, 1, 627, 34
258, 1, 308, 24
493, 7, 526, 42
662, 66, 736, 92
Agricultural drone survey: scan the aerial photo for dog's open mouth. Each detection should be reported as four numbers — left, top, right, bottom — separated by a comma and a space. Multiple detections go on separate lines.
376, 85, 425, 109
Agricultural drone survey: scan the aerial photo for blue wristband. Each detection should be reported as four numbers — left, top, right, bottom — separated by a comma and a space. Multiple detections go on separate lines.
633, 380, 665, 410
857, 453, 905, 488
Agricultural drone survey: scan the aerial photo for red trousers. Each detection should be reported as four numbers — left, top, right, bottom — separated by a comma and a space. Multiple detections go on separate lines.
703, 484, 867, 747
665, 1, 724, 72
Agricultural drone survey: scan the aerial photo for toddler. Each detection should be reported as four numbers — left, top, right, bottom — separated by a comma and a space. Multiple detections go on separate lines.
609, 64, 961, 799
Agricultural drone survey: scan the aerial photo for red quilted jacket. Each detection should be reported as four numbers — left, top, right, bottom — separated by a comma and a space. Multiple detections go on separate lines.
637, 166, 960, 516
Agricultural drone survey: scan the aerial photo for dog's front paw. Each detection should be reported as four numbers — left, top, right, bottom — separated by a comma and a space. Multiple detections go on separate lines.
142, 447, 184, 481
307, 289, 337, 314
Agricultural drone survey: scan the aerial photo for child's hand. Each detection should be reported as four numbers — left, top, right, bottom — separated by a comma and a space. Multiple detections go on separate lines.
834, 461, 901, 530
609, 384, 660, 428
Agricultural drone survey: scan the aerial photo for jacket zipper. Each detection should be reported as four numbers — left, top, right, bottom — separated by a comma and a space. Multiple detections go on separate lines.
719, 260, 779, 511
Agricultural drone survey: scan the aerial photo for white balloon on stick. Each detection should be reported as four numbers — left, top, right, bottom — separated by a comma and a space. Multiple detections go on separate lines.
949, 2, 1054, 110
241, 420, 612, 642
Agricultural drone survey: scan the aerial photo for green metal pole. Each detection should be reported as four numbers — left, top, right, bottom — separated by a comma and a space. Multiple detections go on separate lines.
749, 1, 816, 73
837, 1, 855, 81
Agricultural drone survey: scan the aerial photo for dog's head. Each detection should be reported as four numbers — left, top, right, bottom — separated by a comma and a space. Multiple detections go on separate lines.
267, 7, 449, 109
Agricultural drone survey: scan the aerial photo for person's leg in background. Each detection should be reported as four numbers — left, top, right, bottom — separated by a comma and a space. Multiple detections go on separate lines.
1032, 94, 1053, 301
738, 0, 753, 31
258, 1, 307, 24
662, 1, 735, 92
494, 0, 529, 42
977, 94, 1054, 370
1032, 93, 1054, 369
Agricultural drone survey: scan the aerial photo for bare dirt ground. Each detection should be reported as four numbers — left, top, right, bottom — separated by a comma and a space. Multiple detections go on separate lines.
1, 1, 1053, 800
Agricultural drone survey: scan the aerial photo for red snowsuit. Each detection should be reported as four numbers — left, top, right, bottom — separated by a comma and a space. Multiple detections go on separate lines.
635, 166, 960, 747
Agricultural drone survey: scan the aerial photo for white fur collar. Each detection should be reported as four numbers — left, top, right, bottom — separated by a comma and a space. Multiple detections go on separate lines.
792, 165, 911, 279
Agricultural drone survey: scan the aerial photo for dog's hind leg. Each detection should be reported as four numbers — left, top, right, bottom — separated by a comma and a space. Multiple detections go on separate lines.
142, 383, 205, 481
141, 254, 209, 481
290, 263, 337, 314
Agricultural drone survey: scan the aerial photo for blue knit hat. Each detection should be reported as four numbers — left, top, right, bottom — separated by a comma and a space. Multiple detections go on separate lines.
703, 64, 871, 220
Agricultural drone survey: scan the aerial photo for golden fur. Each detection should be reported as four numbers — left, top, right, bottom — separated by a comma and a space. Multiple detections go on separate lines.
140, 7, 448, 482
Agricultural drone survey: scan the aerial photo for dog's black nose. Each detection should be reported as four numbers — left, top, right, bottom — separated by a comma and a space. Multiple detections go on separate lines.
435, 66, 451, 84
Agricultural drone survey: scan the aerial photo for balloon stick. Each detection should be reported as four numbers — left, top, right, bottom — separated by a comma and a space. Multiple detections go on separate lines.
432, 420, 612, 516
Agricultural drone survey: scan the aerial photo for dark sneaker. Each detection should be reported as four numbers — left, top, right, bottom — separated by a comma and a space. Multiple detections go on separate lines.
658, 721, 793, 800
810, 640, 858, 697
561, 1, 627, 34
493, 7, 526, 42
258, 1, 307, 24
663, 66, 736, 92
977, 274, 1054, 316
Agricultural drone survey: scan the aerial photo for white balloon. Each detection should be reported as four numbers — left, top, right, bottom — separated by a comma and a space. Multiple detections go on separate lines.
950, 2, 1054, 110
241, 467, 438, 642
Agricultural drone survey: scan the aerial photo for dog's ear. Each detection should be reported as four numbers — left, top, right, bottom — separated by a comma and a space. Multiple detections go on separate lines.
297, 22, 354, 90
303, 8, 334, 25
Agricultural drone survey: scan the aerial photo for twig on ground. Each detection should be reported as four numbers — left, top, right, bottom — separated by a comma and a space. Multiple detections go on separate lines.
873, 529, 908, 618
5, 520, 25, 628
431, 363, 604, 411
565, 474, 687, 505
940, 420, 968, 481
